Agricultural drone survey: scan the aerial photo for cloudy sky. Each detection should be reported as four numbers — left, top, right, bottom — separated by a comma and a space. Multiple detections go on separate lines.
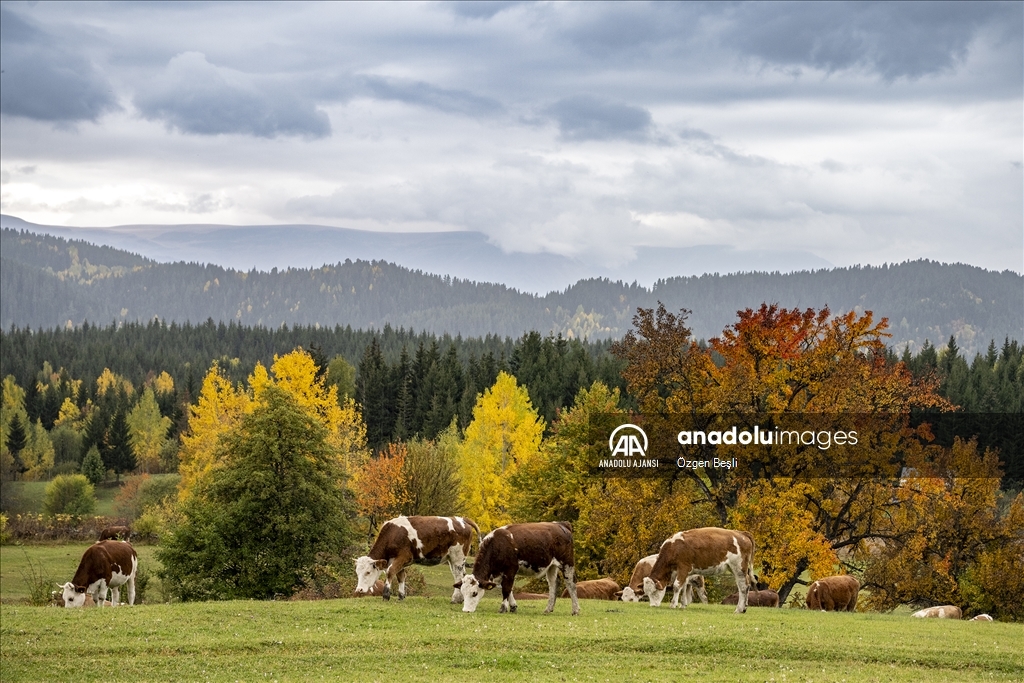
1, 1, 1021, 273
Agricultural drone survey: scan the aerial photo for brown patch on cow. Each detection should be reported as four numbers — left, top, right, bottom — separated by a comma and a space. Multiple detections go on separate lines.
969, 613, 994, 621
625, 554, 658, 596
353, 580, 386, 598
512, 591, 550, 600
806, 575, 859, 612
723, 589, 779, 607
562, 578, 619, 600
647, 527, 756, 612
912, 605, 962, 619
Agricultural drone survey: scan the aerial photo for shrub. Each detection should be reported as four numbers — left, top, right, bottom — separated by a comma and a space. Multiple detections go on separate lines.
0, 513, 8, 545
81, 446, 106, 485
42, 475, 96, 517
115, 474, 180, 520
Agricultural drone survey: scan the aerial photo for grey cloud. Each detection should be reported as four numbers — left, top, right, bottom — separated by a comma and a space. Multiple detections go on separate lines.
134, 52, 330, 139
445, 1, 526, 20
0, 7, 119, 122
722, 1, 1018, 80
545, 95, 653, 142
362, 76, 504, 117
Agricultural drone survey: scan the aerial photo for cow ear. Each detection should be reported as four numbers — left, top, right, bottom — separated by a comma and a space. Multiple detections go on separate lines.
373, 559, 387, 570
614, 591, 623, 598
480, 581, 497, 589
453, 581, 463, 589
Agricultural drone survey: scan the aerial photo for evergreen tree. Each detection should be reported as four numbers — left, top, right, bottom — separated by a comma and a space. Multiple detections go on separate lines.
81, 445, 106, 485
6, 414, 28, 477
104, 410, 136, 482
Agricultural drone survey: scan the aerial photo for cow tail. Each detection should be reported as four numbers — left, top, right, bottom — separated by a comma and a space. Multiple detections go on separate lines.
464, 517, 482, 557
743, 531, 757, 587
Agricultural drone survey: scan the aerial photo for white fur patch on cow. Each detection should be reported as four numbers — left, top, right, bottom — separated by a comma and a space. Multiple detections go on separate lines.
354, 555, 385, 594
460, 575, 487, 612
392, 516, 425, 553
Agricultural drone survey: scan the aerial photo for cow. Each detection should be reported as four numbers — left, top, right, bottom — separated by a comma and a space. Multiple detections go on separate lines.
98, 525, 132, 542
618, 554, 707, 606
455, 521, 580, 615
562, 577, 619, 600
642, 527, 756, 613
806, 575, 859, 612
723, 589, 779, 607
58, 540, 137, 608
352, 580, 386, 598
969, 613, 994, 622
354, 515, 480, 602
912, 605, 962, 619
513, 592, 551, 600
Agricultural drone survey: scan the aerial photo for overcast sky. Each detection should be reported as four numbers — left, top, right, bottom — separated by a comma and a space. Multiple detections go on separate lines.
1, 1, 1021, 273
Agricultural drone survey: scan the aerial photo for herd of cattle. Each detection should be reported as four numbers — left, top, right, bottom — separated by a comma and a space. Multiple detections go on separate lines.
57, 517, 993, 622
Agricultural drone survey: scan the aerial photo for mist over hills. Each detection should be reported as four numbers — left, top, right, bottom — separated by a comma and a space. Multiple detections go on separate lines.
0, 215, 832, 294
2, 221, 1021, 356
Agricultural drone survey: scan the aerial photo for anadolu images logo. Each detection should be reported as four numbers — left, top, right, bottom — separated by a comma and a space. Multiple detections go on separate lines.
608, 424, 648, 458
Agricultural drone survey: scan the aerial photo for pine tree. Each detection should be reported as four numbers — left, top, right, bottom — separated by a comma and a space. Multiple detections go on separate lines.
104, 409, 136, 482
81, 445, 106, 485
6, 414, 28, 476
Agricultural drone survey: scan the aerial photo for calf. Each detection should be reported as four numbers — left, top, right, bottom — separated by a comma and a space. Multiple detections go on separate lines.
352, 580, 386, 598
563, 577, 619, 600
618, 554, 707, 606
723, 589, 779, 607
642, 527, 756, 613
354, 515, 479, 603
455, 521, 580, 615
969, 613, 994, 622
98, 525, 132, 542
912, 605, 962, 619
59, 541, 137, 608
806, 575, 859, 612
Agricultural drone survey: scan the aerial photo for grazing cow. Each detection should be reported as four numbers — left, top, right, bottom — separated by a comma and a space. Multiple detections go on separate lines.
723, 589, 779, 607
969, 614, 994, 622
618, 554, 707, 606
59, 541, 137, 608
912, 605, 962, 619
562, 578, 620, 600
806, 575, 859, 612
353, 580, 386, 598
455, 521, 580, 615
98, 525, 131, 542
354, 515, 480, 603
642, 527, 756, 613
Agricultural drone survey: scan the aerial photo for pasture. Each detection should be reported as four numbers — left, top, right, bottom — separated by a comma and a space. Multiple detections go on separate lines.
1, 552, 1022, 683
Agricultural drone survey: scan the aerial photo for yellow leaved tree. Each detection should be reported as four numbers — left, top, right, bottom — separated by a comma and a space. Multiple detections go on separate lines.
459, 372, 543, 530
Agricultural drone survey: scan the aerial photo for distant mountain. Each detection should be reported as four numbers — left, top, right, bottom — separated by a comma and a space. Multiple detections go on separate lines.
0, 214, 832, 294
2, 226, 1020, 356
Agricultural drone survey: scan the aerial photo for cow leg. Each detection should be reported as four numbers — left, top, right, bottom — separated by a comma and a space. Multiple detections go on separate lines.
110, 584, 121, 607
672, 580, 685, 609
397, 568, 408, 600
732, 565, 749, 614
544, 564, 559, 614
382, 550, 412, 601
563, 565, 580, 616
447, 545, 467, 604
127, 574, 136, 606
499, 572, 516, 613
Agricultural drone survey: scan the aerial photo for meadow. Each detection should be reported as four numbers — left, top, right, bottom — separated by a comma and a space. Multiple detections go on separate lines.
1, 546, 1021, 683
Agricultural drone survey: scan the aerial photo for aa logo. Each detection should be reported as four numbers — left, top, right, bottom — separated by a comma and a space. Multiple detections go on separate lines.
608, 424, 648, 458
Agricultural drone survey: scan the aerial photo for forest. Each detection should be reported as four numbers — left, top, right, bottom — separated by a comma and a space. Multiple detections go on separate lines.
3, 227, 1021, 356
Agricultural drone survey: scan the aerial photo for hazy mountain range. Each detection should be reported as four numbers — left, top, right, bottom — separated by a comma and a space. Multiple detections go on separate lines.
0, 215, 832, 294
2, 217, 1021, 357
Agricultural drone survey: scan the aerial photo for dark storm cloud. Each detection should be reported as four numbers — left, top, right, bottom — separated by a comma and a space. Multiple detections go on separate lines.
0, 6, 119, 122
721, 1, 1020, 81
133, 52, 331, 139
545, 95, 653, 142
362, 76, 505, 117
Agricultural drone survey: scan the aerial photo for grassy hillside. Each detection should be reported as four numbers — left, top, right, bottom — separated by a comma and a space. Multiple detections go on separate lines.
2, 590, 1021, 682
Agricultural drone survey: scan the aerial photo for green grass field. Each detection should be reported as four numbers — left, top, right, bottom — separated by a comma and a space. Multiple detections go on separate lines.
4, 480, 122, 517
1, 548, 1021, 682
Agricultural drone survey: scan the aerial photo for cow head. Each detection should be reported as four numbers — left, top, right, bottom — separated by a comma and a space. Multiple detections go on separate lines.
643, 577, 667, 607
353, 556, 387, 594
454, 575, 495, 612
619, 586, 642, 602
59, 582, 87, 608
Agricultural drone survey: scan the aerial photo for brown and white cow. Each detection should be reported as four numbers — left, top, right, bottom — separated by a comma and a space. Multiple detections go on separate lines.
618, 554, 707, 606
354, 515, 480, 602
912, 605, 962, 619
455, 521, 580, 615
98, 525, 131, 542
642, 527, 756, 613
969, 613, 994, 621
59, 541, 137, 608
562, 577, 619, 600
723, 589, 779, 607
806, 575, 859, 612
352, 580, 386, 598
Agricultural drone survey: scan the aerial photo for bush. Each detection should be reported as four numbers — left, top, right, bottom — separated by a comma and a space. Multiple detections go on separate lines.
81, 446, 106, 485
0, 513, 8, 545
42, 475, 96, 517
115, 474, 180, 520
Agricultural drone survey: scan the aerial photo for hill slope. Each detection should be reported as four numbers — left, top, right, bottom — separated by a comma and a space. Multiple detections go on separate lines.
2, 227, 1020, 354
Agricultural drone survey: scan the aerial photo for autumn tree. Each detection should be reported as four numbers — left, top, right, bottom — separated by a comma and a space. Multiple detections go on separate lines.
459, 372, 543, 530
402, 419, 462, 517
128, 387, 172, 473
353, 442, 411, 534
